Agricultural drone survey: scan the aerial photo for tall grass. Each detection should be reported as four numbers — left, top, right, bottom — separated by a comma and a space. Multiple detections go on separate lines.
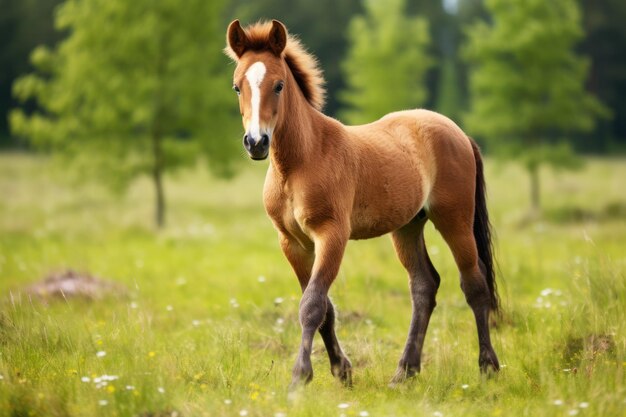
0, 153, 624, 416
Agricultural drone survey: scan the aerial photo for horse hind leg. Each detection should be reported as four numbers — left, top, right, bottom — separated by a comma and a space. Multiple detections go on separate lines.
429, 206, 500, 373
390, 216, 441, 384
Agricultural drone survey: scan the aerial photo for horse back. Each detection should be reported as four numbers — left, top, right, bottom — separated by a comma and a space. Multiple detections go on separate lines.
346, 109, 474, 238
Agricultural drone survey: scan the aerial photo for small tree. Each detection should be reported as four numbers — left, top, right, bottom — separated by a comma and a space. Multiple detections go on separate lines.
339, 0, 432, 124
11, 0, 239, 227
464, 0, 609, 214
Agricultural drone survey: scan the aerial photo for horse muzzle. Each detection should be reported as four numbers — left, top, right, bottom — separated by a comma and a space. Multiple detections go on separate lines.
243, 133, 270, 160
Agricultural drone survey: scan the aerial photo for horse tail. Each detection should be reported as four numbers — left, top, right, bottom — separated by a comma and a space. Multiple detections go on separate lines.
470, 139, 499, 312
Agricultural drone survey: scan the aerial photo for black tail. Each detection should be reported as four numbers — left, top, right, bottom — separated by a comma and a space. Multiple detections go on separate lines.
470, 139, 499, 312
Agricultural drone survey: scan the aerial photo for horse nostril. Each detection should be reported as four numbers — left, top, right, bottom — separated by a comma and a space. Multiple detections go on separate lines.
261, 134, 270, 147
243, 134, 251, 149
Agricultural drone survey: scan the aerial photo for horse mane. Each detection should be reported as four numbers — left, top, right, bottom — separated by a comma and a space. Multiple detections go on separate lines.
225, 21, 326, 111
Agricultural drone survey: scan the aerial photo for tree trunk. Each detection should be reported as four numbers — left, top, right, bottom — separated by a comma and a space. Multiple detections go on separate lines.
151, 130, 165, 228
151, 32, 166, 229
529, 164, 540, 216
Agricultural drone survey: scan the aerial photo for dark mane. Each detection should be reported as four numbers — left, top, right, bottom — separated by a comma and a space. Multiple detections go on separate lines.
225, 21, 326, 111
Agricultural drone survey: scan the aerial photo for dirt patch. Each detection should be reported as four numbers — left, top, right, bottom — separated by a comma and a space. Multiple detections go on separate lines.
23, 269, 127, 301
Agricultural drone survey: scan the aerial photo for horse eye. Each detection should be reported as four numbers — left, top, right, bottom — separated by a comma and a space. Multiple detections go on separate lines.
233, 85, 240, 95
274, 82, 284, 94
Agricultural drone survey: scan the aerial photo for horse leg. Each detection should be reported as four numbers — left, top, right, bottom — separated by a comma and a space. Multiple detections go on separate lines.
389, 217, 440, 384
429, 209, 500, 373
280, 234, 352, 385
319, 297, 352, 385
289, 224, 349, 389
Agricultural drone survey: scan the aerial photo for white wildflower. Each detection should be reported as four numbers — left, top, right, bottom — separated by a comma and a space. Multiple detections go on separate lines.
96, 351, 106, 358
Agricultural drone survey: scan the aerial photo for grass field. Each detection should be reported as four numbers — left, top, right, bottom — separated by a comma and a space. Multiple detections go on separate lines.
0, 153, 624, 417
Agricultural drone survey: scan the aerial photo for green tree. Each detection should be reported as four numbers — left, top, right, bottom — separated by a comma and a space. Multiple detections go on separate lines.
579, 0, 626, 150
435, 57, 462, 122
339, 0, 432, 124
0, 0, 63, 143
464, 0, 609, 214
10, 0, 239, 227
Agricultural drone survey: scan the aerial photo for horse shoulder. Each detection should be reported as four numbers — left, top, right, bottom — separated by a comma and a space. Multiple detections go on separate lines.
288, 168, 351, 235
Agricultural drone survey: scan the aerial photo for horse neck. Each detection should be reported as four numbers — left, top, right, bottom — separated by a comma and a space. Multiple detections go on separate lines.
270, 73, 332, 175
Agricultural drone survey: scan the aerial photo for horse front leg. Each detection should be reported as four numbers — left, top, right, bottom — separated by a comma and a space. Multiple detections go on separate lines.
290, 223, 349, 390
318, 297, 352, 386
279, 233, 352, 386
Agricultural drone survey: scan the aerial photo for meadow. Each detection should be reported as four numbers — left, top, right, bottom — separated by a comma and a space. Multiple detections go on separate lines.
0, 153, 624, 417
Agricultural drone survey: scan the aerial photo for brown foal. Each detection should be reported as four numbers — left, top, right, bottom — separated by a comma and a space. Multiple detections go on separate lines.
225, 19, 500, 389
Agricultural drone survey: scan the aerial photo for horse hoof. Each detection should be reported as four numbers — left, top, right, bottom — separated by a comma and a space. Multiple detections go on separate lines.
388, 366, 418, 387
331, 357, 353, 387
479, 349, 500, 375
289, 367, 313, 391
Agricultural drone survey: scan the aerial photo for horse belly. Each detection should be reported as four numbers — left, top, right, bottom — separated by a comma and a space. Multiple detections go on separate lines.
349, 176, 425, 240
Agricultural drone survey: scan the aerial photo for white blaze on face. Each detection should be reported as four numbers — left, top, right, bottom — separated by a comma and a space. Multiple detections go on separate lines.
245, 61, 267, 141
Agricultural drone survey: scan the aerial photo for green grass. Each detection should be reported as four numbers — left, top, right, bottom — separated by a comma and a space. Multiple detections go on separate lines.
0, 153, 624, 417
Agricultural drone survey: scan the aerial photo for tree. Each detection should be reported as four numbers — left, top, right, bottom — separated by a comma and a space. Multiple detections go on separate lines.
0, 0, 63, 144
579, 0, 626, 151
464, 0, 609, 214
339, 0, 432, 124
10, 0, 239, 227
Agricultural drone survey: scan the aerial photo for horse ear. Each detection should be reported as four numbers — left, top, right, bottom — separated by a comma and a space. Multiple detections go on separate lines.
227, 20, 248, 58
269, 20, 288, 56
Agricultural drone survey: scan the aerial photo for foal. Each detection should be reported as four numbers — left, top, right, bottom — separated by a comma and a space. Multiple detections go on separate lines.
225, 20, 500, 388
